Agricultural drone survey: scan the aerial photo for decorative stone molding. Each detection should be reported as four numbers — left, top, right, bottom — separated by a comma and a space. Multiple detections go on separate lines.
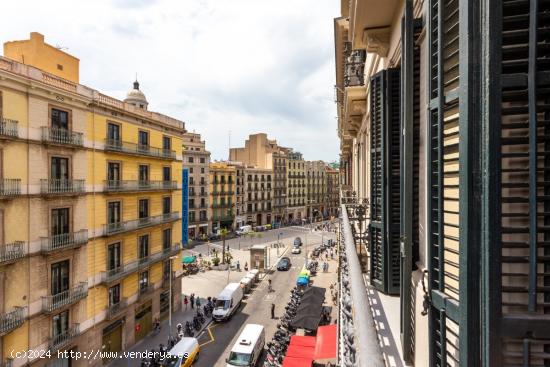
363, 26, 391, 57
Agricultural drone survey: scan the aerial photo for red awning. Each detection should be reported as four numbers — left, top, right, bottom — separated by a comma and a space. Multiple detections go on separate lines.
314, 324, 337, 360
286, 344, 315, 359
281, 356, 313, 367
290, 335, 316, 347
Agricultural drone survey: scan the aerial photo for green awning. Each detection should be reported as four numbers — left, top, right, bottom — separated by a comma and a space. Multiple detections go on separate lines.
182, 256, 196, 264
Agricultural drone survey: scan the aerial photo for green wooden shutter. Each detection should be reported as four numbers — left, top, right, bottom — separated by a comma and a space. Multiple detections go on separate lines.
482, 0, 550, 365
369, 68, 401, 295
400, 0, 422, 362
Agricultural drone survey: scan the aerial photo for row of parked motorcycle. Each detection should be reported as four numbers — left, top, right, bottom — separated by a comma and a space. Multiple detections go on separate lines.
264, 286, 304, 367
311, 239, 336, 259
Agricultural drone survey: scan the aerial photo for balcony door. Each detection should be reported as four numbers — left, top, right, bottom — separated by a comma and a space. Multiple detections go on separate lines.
107, 123, 120, 143
51, 108, 69, 130
163, 167, 171, 182
51, 157, 69, 180
51, 260, 70, 296
108, 284, 120, 307
138, 235, 149, 261
107, 162, 120, 182
162, 136, 171, 150
52, 310, 69, 338
163, 197, 171, 215
107, 242, 121, 271
139, 199, 149, 219
162, 228, 171, 250
51, 208, 70, 241
108, 202, 121, 226
138, 131, 149, 147
139, 165, 149, 185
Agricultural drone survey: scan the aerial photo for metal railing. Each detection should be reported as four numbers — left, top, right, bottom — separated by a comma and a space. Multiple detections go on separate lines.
104, 139, 176, 159
104, 180, 177, 192
0, 179, 21, 197
139, 284, 154, 297
101, 260, 138, 283
0, 358, 14, 367
42, 282, 88, 312
50, 324, 80, 351
0, 118, 18, 138
0, 307, 26, 335
41, 230, 88, 253
107, 298, 128, 320
104, 212, 180, 236
40, 179, 85, 194
41, 127, 83, 146
339, 200, 383, 367
344, 50, 366, 87
0, 241, 26, 264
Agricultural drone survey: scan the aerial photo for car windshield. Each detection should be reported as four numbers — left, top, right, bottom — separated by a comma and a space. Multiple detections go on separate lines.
162, 356, 183, 367
279, 260, 288, 266
227, 352, 251, 366
215, 299, 230, 309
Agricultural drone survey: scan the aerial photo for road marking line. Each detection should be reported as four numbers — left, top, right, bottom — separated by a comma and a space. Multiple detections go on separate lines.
199, 323, 218, 347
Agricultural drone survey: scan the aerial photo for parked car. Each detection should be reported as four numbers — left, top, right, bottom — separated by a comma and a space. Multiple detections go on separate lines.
294, 237, 303, 247
291, 246, 301, 254
277, 257, 291, 271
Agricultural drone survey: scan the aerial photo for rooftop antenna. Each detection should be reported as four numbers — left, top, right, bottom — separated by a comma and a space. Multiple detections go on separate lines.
228, 130, 231, 160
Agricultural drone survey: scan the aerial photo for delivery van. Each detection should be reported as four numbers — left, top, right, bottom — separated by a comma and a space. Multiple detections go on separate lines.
226, 324, 265, 367
165, 337, 200, 367
236, 225, 253, 236
212, 283, 244, 321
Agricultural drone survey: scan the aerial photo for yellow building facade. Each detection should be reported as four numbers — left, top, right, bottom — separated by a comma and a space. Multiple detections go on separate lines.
0, 33, 184, 367
209, 163, 236, 230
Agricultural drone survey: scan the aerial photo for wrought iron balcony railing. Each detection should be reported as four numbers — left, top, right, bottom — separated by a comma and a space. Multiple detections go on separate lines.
107, 298, 128, 320
104, 180, 177, 192
0, 241, 26, 264
104, 139, 176, 160
41, 127, 83, 146
104, 212, 180, 236
50, 324, 80, 351
0, 358, 14, 367
0, 179, 21, 197
0, 307, 26, 335
40, 179, 85, 194
344, 50, 366, 87
139, 284, 154, 297
101, 260, 138, 284
42, 282, 88, 313
0, 118, 18, 138
40, 230, 88, 253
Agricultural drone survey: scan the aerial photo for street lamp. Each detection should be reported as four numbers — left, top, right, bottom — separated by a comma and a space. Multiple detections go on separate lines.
277, 232, 282, 256
168, 255, 178, 343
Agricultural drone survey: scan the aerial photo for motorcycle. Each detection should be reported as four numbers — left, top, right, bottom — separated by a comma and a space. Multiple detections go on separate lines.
184, 321, 194, 336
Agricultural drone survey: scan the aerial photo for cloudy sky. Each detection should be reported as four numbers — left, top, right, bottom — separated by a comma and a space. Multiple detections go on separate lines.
1, 0, 339, 162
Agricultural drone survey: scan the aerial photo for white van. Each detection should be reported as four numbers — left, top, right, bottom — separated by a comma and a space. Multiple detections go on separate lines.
226, 324, 265, 367
236, 225, 253, 236
212, 283, 244, 321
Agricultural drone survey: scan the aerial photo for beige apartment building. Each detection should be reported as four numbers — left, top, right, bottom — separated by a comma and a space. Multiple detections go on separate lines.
325, 167, 339, 218
272, 148, 288, 226
305, 161, 326, 220
243, 167, 273, 227
233, 163, 246, 229
182, 132, 211, 239
209, 162, 236, 231
286, 151, 306, 223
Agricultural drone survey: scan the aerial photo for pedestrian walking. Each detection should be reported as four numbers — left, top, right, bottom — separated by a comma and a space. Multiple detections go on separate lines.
183, 296, 189, 310
271, 303, 275, 319
330, 249, 334, 259
196, 296, 201, 308
244, 262, 249, 271
190, 294, 195, 309
236, 260, 240, 272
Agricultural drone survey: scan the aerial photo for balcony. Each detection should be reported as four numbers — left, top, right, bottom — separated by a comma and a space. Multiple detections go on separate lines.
138, 284, 155, 298
41, 230, 88, 253
49, 324, 80, 351
0, 241, 26, 265
212, 191, 234, 196
0, 118, 18, 138
0, 359, 13, 367
104, 139, 176, 160
0, 179, 21, 198
107, 299, 128, 320
40, 179, 85, 195
42, 282, 88, 313
41, 127, 83, 147
344, 50, 366, 87
103, 212, 180, 236
104, 180, 177, 192
101, 260, 138, 284
0, 307, 26, 336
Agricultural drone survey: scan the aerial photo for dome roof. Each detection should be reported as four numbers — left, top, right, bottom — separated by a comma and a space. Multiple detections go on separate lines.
124, 80, 148, 110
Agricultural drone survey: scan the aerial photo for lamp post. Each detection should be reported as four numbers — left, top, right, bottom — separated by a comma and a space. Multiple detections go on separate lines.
277, 232, 282, 257
168, 255, 178, 342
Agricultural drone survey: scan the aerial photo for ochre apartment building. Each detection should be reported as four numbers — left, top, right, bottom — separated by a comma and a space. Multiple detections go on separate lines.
0, 33, 184, 367
209, 162, 236, 231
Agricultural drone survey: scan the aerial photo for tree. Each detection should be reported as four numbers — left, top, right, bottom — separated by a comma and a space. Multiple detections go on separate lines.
221, 227, 229, 264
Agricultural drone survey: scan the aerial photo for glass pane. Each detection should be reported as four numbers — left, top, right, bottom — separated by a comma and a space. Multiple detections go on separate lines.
139, 165, 149, 181
108, 163, 120, 181
107, 123, 120, 141
139, 200, 149, 218
52, 208, 70, 236
108, 202, 121, 224
51, 157, 69, 180
138, 131, 148, 146
163, 167, 171, 181
163, 136, 171, 150
51, 109, 69, 130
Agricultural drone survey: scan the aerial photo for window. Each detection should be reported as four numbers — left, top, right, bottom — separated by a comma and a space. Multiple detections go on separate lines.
201, 167, 205, 174
138, 199, 149, 219
162, 136, 171, 150
108, 201, 121, 224
109, 284, 120, 307
107, 162, 120, 182
163, 197, 171, 214
51, 108, 69, 130
189, 211, 195, 223
139, 165, 149, 182
247, 204, 252, 212
57, 64, 63, 71
51, 260, 70, 295
200, 198, 205, 207
200, 187, 205, 195
107, 123, 120, 142
138, 131, 149, 147
162, 228, 171, 249
189, 167, 193, 174
52, 310, 69, 338
190, 177, 194, 185
139, 271, 149, 293
163, 260, 171, 281
188, 157, 194, 163
200, 157, 205, 164
189, 198, 195, 208
51, 157, 69, 180
107, 242, 121, 271
163, 167, 171, 182
200, 210, 207, 221
51, 208, 70, 237
138, 235, 149, 260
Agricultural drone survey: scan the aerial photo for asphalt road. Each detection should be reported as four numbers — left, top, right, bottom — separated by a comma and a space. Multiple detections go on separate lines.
193, 229, 336, 367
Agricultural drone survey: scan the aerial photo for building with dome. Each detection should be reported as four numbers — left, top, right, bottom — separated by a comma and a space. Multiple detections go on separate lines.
124, 80, 149, 110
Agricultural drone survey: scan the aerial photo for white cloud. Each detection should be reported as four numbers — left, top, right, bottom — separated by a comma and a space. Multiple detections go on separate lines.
1, 0, 339, 162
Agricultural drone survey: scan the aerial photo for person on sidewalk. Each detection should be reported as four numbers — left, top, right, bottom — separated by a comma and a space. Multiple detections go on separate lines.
196, 296, 201, 309
190, 294, 195, 309
183, 296, 189, 310
236, 260, 240, 271
244, 262, 248, 271
271, 303, 275, 319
